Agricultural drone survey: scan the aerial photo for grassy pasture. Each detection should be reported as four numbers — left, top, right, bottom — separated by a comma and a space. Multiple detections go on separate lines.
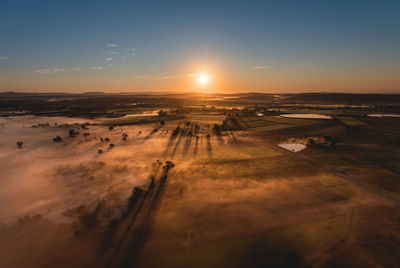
335, 116, 367, 126
250, 124, 293, 132
318, 174, 355, 200
262, 116, 326, 126
2, 94, 400, 267
185, 114, 226, 125
142, 215, 347, 268
301, 125, 345, 137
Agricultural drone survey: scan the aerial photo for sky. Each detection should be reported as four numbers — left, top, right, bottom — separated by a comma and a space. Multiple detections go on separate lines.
1, 0, 400, 93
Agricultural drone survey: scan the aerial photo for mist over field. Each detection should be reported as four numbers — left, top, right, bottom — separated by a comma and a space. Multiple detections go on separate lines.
0, 116, 147, 223
2, 0, 400, 266
0, 93, 400, 267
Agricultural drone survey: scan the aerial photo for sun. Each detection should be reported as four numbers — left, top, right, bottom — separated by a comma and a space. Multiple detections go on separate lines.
197, 73, 209, 85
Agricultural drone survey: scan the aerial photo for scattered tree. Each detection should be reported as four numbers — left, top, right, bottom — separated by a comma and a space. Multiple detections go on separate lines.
158, 110, 167, 116
163, 161, 175, 172
53, 136, 62, 142
69, 129, 79, 137
16, 141, 23, 149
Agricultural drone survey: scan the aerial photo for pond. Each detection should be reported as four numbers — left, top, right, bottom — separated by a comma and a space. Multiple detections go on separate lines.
280, 114, 332, 119
278, 143, 306, 152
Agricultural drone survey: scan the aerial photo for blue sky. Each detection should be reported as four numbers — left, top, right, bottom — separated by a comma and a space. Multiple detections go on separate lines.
1, 0, 400, 93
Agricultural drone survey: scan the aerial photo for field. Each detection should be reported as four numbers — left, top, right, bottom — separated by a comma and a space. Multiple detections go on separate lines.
1, 92, 400, 267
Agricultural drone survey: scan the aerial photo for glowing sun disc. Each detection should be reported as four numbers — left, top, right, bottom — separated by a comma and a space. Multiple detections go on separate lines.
198, 74, 209, 85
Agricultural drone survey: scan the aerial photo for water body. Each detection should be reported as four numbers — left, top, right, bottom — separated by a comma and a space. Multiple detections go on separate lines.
280, 114, 332, 119
124, 113, 159, 117
367, 114, 400, 118
278, 143, 306, 152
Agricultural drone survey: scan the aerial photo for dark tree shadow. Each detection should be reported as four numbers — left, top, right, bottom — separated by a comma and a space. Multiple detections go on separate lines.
162, 126, 181, 156
206, 134, 212, 159
237, 116, 251, 129
228, 131, 240, 146
105, 163, 175, 268
182, 132, 193, 157
170, 130, 184, 158
103, 180, 155, 266
142, 126, 162, 143
212, 124, 224, 145
193, 135, 199, 158
117, 166, 173, 267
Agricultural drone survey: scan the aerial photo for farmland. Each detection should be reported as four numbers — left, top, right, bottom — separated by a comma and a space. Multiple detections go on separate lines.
1, 92, 400, 267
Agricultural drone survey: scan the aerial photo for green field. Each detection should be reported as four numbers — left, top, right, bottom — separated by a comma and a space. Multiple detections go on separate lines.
335, 116, 367, 126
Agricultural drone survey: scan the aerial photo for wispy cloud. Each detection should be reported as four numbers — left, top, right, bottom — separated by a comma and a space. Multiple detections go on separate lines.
110, 51, 118, 54
153, 75, 183, 80
89, 66, 103, 70
35, 68, 64, 75
107, 43, 117, 48
105, 57, 112, 61
254, 65, 271, 70
71, 67, 81, 71
0, 56, 9, 60
136, 74, 187, 80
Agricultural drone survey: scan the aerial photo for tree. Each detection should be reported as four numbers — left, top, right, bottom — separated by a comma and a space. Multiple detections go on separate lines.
160, 120, 165, 126
122, 133, 128, 141
98, 149, 103, 154
163, 161, 175, 172
69, 129, 79, 137
16, 141, 23, 149
53, 136, 62, 142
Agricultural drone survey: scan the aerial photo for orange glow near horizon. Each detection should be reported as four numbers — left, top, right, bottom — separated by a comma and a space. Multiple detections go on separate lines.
2, 61, 400, 94
191, 72, 216, 93
197, 73, 209, 85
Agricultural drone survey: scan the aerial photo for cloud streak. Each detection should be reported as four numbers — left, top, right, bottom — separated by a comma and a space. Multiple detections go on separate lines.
136, 74, 190, 80
0, 56, 9, 61
35, 68, 64, 75
89, 66, 103, 70
254, 65, 271, 70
